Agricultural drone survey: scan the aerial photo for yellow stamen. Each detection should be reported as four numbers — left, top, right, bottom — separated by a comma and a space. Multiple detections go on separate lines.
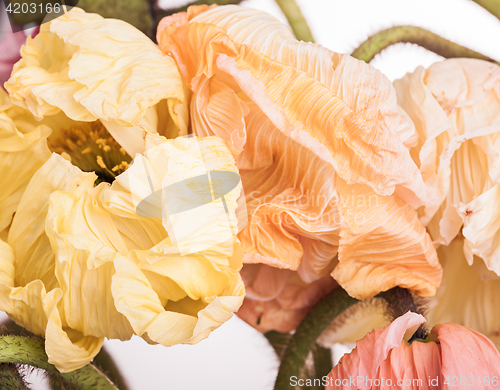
48, 121, 132, 184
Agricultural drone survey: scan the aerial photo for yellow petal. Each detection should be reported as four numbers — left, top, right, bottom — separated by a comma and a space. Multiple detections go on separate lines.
8, 153, 96, 290
0, 239, 14, 289
38, 134, 245, 349
6, 7, 184, 137
0, 91, 51, 232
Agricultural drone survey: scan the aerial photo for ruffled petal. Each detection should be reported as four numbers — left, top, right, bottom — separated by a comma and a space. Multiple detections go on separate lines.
159, 5, 440, 300
0, 104, 51, 231
238, 107, 340, 274
112, 255, 245, 345
460, 184, 500, 275
8, 153, 96, 290
434, 322, 500, 387
46, 185, 136, 340
427, 237, 500, 348
158, 6, 426, 201
237, 264, 336, 333
326, 312, 426, 390
332, 179, 442, 299
394, 58, 500, 252
6, 7, 184, 148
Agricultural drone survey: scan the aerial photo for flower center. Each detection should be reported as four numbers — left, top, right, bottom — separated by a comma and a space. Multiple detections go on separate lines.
48, 121, 132, 184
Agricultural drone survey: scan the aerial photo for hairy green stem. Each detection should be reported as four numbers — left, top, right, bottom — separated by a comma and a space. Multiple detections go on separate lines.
311, 344, 332, 387
273, 287, 357, 390
351, 25, 497, 64
0, 364, 28, 390
274, 0, 314, 42
273, 287, 427, 389
0, 336, 118, 390
471, 0, 500, 20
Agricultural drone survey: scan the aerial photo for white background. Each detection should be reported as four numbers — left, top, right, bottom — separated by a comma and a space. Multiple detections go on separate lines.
4, 0, 500, 389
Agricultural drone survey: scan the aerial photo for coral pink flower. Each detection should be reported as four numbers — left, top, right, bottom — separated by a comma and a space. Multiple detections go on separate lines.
326, 312, 500, 389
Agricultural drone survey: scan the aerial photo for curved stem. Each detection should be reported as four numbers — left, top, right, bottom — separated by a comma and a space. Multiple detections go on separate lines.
0, 336, 118, 390
0, 364, 28, 390
471, 0, 500, 20
273, 287, 428, 389
351, 25, 498, 64
273, 287, 357, 390
274, 0, 314, 42
93, 346, 130, 390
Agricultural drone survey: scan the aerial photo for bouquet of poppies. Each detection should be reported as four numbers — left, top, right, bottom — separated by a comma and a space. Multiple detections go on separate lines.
0, 0, 500, 389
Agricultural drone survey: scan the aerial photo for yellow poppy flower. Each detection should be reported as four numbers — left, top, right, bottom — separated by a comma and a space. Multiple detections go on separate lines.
157, 5, 442, 301
0, 134, 244, 372
5, 7, 188, 157
394, 58, 500, 345
0, 89, 51, 235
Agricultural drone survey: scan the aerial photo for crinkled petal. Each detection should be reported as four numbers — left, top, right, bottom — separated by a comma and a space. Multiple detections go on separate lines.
332, 179, 441, 300
427, 237, 500, 348
434, 322, 500, 387
0, 100, 51, 231
460, 184, 500, 275
394, 59, 500, 248
158, 5, 427, 202
6, 7, 184, 133
238, 107, 340, 273
112, 255, 245, 345
326, 312, 426, 390
8, 153, 96, 290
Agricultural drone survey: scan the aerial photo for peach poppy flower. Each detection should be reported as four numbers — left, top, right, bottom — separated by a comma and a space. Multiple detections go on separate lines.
326, 311, 500, 390
157, 5, 441, 302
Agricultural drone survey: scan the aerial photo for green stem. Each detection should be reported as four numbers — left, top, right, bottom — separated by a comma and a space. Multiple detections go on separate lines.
264, 331, 292, 360
0, 364, 28, 390
0, 336, 118, 390
471, 0, 500, 20
351, 25, 498, 64
274, 0, 314, 42
273, 287, 357, 390
273, 287, 427, 390
93, 347, 130, 390
311, 344, 332, 388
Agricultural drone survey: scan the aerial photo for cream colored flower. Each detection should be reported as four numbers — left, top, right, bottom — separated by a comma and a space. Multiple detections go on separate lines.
158, 5, 441, 302
0, 89, 51, 234
394, 59, 500, 271
5, 7, 188, 157
0, 135, 245, 372
394, 58, 500, 345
